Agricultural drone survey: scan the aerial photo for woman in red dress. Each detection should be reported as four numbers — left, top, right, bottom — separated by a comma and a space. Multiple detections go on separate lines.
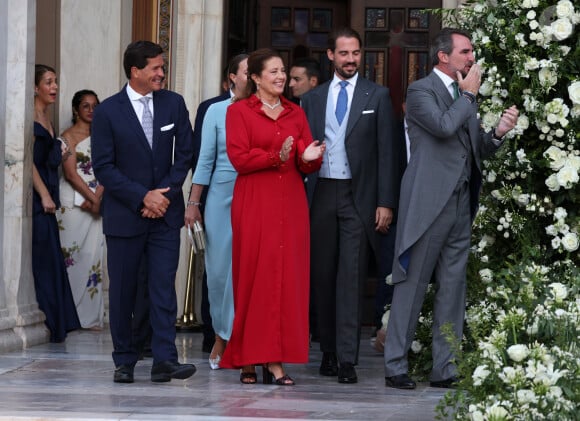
221, 49, 325, 385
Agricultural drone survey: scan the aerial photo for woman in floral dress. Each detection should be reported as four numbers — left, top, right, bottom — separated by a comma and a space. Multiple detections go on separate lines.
58, 90, 105, 329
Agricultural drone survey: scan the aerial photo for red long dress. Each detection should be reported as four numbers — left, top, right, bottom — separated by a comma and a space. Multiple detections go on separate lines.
220, 95, 321, 368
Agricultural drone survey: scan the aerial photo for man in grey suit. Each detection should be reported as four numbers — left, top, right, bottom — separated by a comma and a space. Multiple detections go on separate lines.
383, 28, 519, 389
302, 27, 398, 384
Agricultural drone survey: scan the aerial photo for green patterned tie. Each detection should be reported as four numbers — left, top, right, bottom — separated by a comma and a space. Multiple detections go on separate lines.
452, 81, 460, 100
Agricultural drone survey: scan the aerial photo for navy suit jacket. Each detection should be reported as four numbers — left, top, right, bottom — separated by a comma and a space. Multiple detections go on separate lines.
91, 85, 194, 237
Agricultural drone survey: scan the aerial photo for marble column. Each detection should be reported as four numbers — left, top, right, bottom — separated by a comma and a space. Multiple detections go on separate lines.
1, 0, 49, 353
172, 0, 224, 321
57, 0, 132, 323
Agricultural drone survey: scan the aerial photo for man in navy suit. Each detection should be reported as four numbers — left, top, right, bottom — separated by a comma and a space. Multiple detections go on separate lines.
92, 41, 196, 383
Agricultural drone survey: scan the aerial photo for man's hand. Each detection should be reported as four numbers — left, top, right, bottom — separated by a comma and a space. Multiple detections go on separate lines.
494, 105, 519, 138
457, 63, 481, 95
375, 207, 393, 234
142, 187, 170, 218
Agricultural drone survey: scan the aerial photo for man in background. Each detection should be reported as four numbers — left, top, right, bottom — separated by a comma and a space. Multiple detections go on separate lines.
289, 57, 321, 104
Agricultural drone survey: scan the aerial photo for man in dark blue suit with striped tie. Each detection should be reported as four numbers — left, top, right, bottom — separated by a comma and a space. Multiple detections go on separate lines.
92, 41, 196, 383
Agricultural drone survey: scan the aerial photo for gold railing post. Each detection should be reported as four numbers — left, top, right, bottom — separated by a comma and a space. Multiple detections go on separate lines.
176, 244, 203, 331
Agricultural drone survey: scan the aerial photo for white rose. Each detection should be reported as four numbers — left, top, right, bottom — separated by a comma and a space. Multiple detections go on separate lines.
515, 114, 529, 132
549, 282, 568, 301
526, 10, 536, 20
556, 164, 579, 188
539, 68, 558, 87
545, 174, 561, 191
554, 207, 567, 220
529, 20, 539, 30
486, 404, 509, 419
487, 170, 497, 183
545, 225, 558, 236
524, 57, 539, 70
517, 389, 537, 404
561, 232, 579, 252
507, 344, 529, 362
551, 18, 574, 40
556, 0, 575, 18
568, 81, 580, 105
479, 268, 493, 283
482, 112, 499, 129
552, 237, 562, 249
479, 80, 493, 96
411, 340, 422, 353
543, 146, 566, 170
569, 156, 580, 171
472, 365, 490, 386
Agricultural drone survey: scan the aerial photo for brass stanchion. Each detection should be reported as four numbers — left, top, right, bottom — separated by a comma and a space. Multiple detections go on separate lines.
176, 244, 203, 331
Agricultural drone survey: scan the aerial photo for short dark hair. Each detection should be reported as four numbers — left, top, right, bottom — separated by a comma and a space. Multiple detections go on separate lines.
71, 89, 100, 124
35, 64, 56, 86
431, 28, 472, 66
243, 48, 283, 98
123, 41, 164, 79
291, 57, 321, 81
327, 27, 362, 51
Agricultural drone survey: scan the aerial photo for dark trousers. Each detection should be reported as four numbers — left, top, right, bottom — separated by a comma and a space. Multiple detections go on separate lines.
310, 179, 370, 365
132, 254, 151, 356
107, 220, 180, 367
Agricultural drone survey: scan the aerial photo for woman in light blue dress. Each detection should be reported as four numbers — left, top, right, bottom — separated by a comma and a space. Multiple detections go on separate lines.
184, 54, 248, 370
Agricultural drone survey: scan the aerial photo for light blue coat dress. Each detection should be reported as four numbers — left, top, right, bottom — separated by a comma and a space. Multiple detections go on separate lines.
192, 98, 236, 340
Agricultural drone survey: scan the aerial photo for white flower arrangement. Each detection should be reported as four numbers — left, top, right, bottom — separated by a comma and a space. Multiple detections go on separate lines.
428, 1, 579, 420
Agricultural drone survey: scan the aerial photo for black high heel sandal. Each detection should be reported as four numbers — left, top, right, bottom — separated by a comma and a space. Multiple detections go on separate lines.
262, 364, 295, 386
239, 366, 257, 384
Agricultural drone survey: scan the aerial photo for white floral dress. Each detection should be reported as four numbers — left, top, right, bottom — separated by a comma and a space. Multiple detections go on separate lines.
57, 136, 105, 329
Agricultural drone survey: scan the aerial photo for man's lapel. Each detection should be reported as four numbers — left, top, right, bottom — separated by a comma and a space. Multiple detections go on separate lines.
313, 82, 330, 139
345, 77, 372, 139
119, 87, 153, 151
431, 73, 470, 150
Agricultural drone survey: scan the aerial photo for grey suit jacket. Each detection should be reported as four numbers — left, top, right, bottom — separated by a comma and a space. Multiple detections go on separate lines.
392, 71, 501, 282
301, 76, 397, 259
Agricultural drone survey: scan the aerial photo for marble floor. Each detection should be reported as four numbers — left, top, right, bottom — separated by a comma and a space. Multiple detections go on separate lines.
0, 327, 447, 420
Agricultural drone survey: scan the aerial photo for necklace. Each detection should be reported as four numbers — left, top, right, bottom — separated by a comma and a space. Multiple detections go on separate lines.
261, 98, 281, 110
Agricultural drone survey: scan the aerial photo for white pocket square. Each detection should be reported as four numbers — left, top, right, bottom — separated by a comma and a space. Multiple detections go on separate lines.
160, 123, 174, 131
362, 110, 375, 114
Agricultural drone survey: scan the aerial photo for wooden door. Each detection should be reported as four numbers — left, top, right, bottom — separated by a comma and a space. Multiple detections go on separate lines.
351, 1, 441, 119
256, 0, 348, 82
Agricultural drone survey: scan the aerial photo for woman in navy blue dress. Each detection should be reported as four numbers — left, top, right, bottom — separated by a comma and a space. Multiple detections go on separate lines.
32, 64, 80, 342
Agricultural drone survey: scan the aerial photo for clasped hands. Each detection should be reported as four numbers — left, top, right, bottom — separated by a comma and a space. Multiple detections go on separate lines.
141, 187, 170, 219
278, 136, 326, 163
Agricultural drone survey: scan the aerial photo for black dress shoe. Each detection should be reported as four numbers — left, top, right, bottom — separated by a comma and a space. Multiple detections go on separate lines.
337, 363, 358, 384
151, 360, 197, 382
385, 374, 416, 389
319, 352, 338, 376
430, 376, 459, 389
114, 365, 135, 383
